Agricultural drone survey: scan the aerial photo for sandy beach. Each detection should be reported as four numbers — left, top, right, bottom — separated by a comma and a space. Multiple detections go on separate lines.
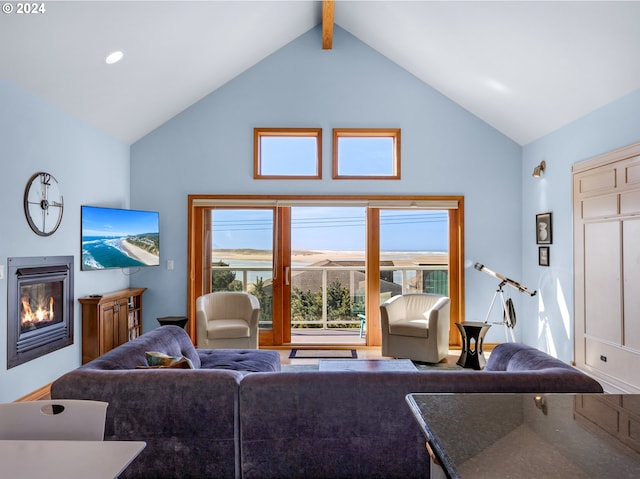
122, 240, 160, 266
214, 249, 447, 265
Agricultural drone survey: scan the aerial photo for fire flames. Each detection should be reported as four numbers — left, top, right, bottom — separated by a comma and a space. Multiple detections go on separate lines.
21, 295, 55, 326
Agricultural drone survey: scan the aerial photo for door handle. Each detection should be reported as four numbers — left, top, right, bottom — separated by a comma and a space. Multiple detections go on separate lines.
284, 266, 290, 286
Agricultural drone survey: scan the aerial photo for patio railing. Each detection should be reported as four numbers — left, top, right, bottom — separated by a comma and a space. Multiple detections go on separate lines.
211, 264, 448, 330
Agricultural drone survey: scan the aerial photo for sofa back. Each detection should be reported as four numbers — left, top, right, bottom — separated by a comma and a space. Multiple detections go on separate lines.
81, 325, 201, 370
51, 368, 243, 479
239, 363, 602, 479
486, 342, 580, 373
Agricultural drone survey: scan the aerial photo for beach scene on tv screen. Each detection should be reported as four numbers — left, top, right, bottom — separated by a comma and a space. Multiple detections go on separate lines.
82, 207, 160, 270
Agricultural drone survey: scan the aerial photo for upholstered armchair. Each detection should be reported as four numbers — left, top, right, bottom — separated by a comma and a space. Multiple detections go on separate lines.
379, 293, 450, 363
196, 292, 260, 349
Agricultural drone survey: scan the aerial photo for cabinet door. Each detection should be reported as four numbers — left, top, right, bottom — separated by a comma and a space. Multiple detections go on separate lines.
100, 301, 118, 354
116, 297, 129, 347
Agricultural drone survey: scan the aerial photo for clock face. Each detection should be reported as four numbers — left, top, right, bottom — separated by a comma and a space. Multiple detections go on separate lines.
23, 172, 64, 236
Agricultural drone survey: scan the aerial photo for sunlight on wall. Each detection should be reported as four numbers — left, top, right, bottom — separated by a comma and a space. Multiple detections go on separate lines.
556, 277, 571, 339
536, 275, 571, 358
537, 291, 555, 357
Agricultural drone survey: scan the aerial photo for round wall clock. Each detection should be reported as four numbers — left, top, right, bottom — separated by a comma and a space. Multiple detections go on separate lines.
23, 171, 64, 236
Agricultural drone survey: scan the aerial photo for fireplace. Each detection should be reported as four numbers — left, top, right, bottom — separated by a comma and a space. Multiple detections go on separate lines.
7, 256, 74, 368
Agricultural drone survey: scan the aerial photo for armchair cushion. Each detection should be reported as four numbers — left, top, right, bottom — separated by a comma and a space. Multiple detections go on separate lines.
389, 319, 430, 338
205, 319, 251, 339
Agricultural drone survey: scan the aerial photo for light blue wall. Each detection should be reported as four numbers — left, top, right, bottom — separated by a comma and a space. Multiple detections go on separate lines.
521, 88, 640, 362
0, 79, 130, 402
131, 26, 523, 340
8, 22, 636, 400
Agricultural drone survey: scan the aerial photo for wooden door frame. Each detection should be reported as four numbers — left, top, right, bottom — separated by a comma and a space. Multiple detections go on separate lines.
187, 194, 464, 348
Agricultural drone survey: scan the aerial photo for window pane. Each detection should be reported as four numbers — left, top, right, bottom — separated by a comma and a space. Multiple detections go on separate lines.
254, 128, 321, 178
261, 137, 318, 176
379, 210, 449, 297
333, 128, 400, 179
209, 209, 274, 329
290, 206, 366, 335
337, 137, 395, 176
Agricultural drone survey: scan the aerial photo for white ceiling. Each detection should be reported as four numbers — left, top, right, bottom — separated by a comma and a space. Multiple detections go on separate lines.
2, 1, 639, 146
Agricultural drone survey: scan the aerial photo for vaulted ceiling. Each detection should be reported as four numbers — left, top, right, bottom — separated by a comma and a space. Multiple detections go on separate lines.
2, 1, 639, 146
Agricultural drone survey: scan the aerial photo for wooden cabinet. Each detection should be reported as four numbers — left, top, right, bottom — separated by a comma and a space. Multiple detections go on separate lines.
573, 142, 640, 393
79, 287, 146, 364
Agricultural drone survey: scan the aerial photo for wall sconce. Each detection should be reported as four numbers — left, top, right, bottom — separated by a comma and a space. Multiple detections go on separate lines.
532, 160, 546, 178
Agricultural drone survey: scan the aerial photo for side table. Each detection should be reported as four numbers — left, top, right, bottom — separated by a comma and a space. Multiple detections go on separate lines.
455, 321, 490, 370
157, 316, 189, 329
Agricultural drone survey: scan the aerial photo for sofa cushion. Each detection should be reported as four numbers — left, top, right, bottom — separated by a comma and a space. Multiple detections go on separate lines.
198, 349, 281, 373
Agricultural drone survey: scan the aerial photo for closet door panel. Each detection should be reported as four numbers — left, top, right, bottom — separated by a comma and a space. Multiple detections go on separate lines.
621, 190, 640, 215
584, 221, 621, 343
623, 218, 640, 350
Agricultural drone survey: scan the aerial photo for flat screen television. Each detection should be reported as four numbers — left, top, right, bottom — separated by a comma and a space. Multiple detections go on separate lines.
81, 205, 160, 271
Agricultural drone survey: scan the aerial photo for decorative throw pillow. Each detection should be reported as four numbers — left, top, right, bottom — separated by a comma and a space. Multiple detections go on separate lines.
138, 351, 195, 369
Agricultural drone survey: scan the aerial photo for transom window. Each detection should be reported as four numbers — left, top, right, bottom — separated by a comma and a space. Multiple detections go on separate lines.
333, 128, 401, 179
254, 128, 322, 179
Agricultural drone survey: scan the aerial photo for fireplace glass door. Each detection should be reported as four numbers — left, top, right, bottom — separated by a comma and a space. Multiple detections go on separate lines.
20, 280, 64, 333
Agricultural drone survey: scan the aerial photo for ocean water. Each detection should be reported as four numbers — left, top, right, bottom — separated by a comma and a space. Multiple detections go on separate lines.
82, 236, 146, 270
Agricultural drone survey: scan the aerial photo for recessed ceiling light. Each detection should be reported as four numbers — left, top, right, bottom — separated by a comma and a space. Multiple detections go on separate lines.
105, 51, 124, 65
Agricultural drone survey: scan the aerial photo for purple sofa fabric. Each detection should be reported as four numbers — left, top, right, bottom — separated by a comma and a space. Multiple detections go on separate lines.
77, 325, 203, 370
485, 341, 575, 372
51, 325, 280, 479
52, 368, 242, 478
238, 353, 603, 479
78, 325, 281, 373
51, 325, 601, 479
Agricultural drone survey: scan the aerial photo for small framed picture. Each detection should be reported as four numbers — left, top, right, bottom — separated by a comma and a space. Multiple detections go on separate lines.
536, 212, 552, 244
539, 246, 550, 266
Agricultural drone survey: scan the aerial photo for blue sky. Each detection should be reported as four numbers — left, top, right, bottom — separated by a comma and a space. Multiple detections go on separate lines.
211, 207, 448, 252
260, 133, 395, 177
82, 206, 159, 237
337, 137, 394, 176
217, 135, 445, 251
260, 136, 318, 176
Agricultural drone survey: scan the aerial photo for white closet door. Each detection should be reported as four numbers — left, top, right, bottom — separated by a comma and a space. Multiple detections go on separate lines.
623, 218, 640, 350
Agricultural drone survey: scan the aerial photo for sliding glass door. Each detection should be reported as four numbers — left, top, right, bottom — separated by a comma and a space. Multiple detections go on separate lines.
188, 195, 464, 348
288, 206, 367, 344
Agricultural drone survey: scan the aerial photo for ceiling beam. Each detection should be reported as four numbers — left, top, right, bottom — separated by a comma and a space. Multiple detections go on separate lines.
322, 0, 334, 50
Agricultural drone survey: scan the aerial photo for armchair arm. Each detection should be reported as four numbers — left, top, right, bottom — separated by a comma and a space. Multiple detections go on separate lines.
380, 295, 404, 331
195, 303, 208, 346
247, 294, 261, 328
428, 296, 451, 348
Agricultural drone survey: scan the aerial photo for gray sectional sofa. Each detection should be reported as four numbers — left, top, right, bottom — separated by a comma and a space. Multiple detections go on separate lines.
51, 325, 603, 479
